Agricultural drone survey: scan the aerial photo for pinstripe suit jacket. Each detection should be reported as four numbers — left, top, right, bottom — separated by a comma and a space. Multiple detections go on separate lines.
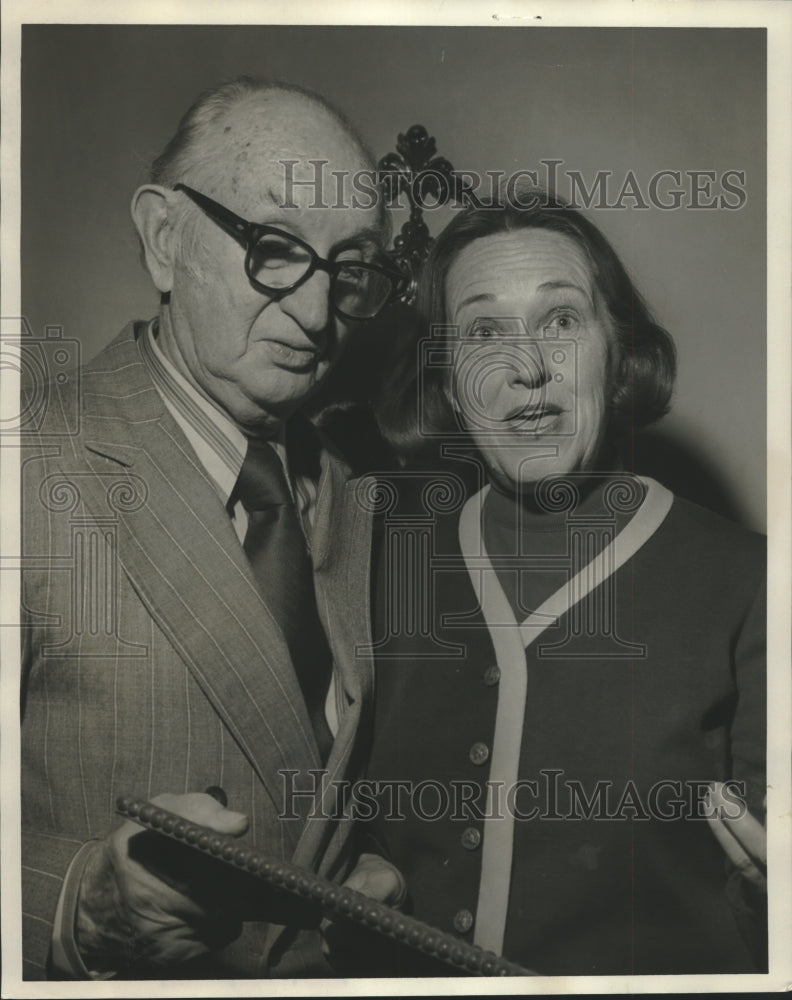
20, 322, 376, 979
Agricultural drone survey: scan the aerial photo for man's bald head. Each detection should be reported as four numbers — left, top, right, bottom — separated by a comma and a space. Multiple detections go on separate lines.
149, 78, 382, 269
150, 77, 375, 188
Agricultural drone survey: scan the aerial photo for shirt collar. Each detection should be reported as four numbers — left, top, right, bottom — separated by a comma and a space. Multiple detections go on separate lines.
140, 320, 250, 505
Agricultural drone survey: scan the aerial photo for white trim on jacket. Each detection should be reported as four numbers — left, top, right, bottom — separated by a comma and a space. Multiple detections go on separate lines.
458, 476, 674, 956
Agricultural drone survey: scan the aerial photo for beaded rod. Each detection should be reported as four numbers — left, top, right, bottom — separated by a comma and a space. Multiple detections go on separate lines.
116, 795, 533, 977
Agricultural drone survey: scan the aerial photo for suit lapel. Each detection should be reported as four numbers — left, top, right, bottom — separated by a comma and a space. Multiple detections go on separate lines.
261, 460, 376, 964
289, 445, 376, 874
78, 325, 319, 838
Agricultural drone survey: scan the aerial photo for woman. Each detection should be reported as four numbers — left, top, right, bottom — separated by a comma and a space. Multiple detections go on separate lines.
364, 196, 766, 975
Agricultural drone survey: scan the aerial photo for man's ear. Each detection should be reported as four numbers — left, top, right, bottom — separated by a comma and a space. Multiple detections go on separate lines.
130, 185, 178, 294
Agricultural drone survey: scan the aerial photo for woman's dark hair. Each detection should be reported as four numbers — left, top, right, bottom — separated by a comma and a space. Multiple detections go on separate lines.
377, 191, 676, 461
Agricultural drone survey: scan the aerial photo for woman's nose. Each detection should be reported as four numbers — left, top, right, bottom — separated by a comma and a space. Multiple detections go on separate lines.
509, 342, 551, 389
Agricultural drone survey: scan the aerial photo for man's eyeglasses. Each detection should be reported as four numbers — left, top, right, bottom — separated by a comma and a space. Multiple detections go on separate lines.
174, 184, 405, 321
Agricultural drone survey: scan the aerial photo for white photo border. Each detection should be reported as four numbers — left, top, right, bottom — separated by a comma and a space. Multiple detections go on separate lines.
2, 2, 790, 996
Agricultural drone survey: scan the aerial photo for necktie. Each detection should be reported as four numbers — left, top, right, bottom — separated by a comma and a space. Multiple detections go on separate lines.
233, 438, 334, 761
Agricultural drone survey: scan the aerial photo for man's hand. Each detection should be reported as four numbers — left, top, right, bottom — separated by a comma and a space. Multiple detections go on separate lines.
76, 791, 249, 973
705, 781, 767, 891
320, 853, 406, 975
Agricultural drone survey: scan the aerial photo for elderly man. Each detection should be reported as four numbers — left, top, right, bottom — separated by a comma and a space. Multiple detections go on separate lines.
21, 78, 403, 980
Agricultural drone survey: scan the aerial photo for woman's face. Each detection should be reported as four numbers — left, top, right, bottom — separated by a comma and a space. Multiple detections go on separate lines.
445, 229, 617, 494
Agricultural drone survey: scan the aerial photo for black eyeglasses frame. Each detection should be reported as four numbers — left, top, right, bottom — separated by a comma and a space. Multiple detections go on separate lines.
173, 183, 406, 321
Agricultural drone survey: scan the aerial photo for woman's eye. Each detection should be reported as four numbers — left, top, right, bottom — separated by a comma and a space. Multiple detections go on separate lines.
468, 321, 499, 339
544, 312, 580, 335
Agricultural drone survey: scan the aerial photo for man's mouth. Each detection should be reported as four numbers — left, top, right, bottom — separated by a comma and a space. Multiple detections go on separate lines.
268, 340, 323, 371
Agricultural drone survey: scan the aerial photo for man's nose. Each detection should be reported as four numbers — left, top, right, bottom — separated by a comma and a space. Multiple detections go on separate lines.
509, 341, 551, 389
277, 270, 332, 334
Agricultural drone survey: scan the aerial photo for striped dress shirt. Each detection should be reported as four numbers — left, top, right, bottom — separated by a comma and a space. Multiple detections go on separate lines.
139, 322, 316, 542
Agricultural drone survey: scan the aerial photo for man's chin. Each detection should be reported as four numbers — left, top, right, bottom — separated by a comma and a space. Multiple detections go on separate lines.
238, 380, 327, 429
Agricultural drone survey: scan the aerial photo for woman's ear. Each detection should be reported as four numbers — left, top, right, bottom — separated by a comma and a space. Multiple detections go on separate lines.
130, 185, 178, 294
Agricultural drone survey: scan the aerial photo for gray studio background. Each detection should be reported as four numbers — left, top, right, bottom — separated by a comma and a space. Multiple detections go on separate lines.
21, 25, 766, 532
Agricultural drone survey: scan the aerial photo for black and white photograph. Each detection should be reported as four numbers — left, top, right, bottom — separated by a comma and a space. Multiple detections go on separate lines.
1, 1, 790, 995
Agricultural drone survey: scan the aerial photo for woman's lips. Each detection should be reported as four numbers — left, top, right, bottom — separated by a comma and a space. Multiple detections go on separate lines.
503, 403, 564, 433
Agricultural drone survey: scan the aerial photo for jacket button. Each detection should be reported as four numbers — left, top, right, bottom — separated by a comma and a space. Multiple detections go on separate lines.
461, 826, 481, 850
453, 908, 474, 934
469, 742, 489, 765
483, 665, 500, 686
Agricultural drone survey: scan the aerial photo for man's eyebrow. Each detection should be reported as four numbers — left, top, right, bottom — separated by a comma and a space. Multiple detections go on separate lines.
335, 225, 386, 248
251, 208, 385, 252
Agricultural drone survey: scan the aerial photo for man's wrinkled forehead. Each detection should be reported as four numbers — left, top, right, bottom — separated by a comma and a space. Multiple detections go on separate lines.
200, 92, 378, 220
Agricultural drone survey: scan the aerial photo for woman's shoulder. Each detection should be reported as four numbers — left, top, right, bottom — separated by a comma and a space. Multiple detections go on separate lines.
650, 483, 765, 572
